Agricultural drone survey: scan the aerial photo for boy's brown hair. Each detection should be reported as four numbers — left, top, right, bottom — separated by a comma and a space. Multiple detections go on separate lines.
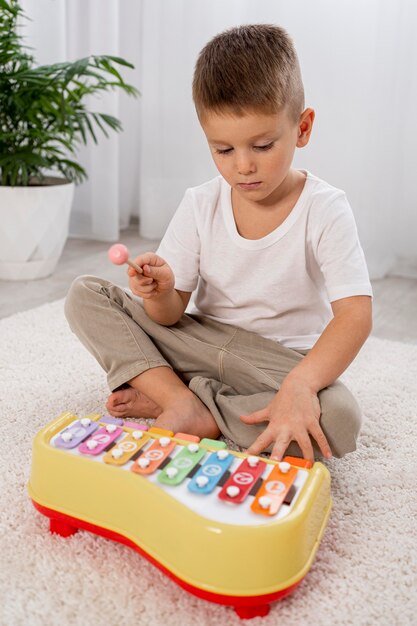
192, 24, 304, 123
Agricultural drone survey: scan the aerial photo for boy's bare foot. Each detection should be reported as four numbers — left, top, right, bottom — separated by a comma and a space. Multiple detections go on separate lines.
154, 391, 221, 440
106, 385, 220, 441
106, 387, 162, 419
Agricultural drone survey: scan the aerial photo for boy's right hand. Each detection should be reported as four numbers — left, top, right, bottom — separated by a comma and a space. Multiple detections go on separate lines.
127, 252, 175, 299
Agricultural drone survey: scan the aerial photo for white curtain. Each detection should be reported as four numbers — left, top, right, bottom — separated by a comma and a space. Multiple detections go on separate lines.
20, 0, 417, 278
20, 0, 142, 241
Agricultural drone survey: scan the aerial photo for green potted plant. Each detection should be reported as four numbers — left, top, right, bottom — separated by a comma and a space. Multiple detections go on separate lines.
0, 0, 139, 280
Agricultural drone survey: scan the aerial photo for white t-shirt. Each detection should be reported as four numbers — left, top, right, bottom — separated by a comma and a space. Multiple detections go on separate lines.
156, 171, 373, 350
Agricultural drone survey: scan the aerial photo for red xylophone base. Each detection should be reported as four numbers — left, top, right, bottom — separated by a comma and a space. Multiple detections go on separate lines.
32, 500, 302, 619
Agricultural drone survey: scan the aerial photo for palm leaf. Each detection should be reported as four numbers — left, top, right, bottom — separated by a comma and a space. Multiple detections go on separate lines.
0, 0, 139, 186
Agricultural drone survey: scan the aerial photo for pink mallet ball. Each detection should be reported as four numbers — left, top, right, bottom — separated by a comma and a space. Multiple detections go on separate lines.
107, 243, 143, 274
108, 243, 129, 265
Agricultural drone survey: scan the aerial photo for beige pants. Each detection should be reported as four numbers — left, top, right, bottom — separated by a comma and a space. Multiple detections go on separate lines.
64, 275, 362, 459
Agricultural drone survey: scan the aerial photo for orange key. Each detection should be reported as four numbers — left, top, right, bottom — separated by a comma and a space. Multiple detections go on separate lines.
251, 461, 298, 517
173, 432, 200, 444
283, 455, 313, 469
131, 428, 175, 475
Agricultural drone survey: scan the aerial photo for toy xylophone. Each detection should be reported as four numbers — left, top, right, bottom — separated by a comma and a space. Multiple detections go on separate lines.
28, 413, 332, 619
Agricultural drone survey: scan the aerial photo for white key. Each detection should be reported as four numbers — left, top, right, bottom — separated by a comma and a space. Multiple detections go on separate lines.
80, 418, 92, 428
166, 467, 178, 479
132, 430, 144, 440
226, 485, 240, 498
86, 439, 98, 450
188, 443, 199, 453
217, 450, 229, 460
196, 475, 209, 488
105, 424, 117, 433
259, 495, 272, 510
138, 457, 150, 469
279, 461, 291, 474
247, 455, 259, 467
61, 431, 73, 442
111, 448, 123, 459
159, 436, 171, 447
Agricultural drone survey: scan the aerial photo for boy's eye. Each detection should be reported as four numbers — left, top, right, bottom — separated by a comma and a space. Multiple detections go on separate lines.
215, 141, 274, 155
254, 142, 274, 151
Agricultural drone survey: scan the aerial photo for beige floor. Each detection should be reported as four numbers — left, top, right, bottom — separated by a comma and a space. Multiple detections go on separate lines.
1, 225, 417, 344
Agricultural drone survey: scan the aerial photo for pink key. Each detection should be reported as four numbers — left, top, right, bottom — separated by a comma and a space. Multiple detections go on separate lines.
124, 421, 149, 431
108, 244, 143, 274
79, 425, 123, 456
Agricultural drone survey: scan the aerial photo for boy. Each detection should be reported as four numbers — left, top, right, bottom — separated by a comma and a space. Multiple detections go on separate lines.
65, 24, 372, 463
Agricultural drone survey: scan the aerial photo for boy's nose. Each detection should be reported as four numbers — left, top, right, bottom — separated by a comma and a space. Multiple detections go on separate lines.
236, 151, 256, 175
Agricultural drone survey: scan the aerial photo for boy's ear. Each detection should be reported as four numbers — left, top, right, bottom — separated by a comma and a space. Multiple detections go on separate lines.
297, 108, 315, 147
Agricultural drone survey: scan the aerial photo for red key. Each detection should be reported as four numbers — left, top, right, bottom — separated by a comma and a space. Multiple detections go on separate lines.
218, 456, 266, 504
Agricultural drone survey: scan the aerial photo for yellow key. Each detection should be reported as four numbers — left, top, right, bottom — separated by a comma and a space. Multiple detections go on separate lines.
103, 431, 149, 466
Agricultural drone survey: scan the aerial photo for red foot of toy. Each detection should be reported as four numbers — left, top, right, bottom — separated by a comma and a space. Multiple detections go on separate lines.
234, 604, 270, 619
49, 518, 78, 537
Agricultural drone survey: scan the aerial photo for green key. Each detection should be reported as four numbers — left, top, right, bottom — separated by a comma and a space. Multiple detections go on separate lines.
200, 438, 227, 450
158, 443, 207, 486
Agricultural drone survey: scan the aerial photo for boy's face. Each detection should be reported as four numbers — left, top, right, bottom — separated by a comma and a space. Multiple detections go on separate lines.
200, 108, 313, 205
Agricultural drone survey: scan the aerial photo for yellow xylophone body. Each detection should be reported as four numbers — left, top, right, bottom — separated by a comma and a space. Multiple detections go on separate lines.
28, 412, 332, 618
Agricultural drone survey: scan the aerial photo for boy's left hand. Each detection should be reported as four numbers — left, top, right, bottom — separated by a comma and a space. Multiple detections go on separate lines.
239, 378, 332, 462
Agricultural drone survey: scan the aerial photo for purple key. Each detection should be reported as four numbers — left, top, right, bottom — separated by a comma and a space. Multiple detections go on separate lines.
54, 418, 99, 449
100, 415, 124, 426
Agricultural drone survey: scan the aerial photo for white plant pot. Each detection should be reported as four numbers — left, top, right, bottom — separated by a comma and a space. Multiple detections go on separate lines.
0, 177, 75, 281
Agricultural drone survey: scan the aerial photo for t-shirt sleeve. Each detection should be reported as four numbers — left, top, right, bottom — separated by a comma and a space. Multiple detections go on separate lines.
314, 193, 373, 302
155, 188, 200, 292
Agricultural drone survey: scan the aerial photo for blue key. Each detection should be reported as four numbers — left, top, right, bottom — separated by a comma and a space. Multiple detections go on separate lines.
188, 450, 234, 494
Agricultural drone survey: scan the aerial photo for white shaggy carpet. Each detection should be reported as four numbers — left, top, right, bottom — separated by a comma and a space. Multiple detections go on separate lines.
0, 299, 416, 626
